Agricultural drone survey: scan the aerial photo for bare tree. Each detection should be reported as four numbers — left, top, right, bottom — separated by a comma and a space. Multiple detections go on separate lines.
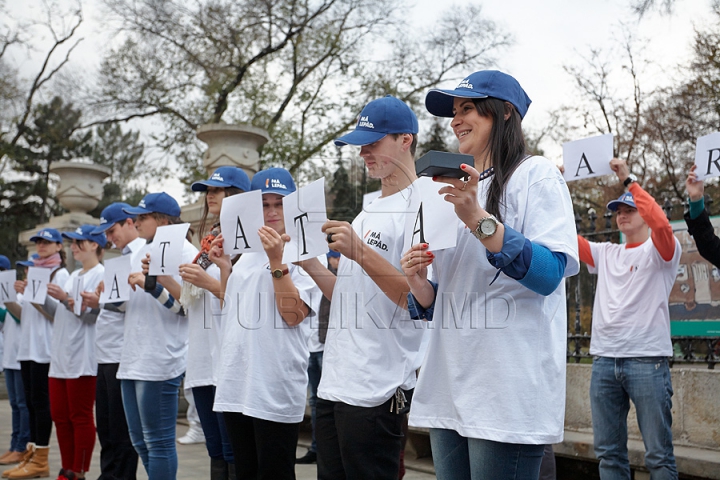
89, 0, 511, 186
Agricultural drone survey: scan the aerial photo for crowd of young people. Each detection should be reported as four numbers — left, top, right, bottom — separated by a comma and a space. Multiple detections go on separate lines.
0, 68, 699, 480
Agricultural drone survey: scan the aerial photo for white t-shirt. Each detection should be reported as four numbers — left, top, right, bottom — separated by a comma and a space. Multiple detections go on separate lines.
17, 267, 70, 364
185, 263, 222, 389
409, 156, 580, 445
318, 185, 428, 408
587, 238, 681, 357
96, 237, 146, 365
117, 239, 198, 382
2, 296, 22, 370
213, 252, 322, 423
49, 264, 104, 378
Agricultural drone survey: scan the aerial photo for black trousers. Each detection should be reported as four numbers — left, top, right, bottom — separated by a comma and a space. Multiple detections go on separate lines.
19, 360, 52, 446
223, 412, 299, 480
315, 391, 411, 480
96, 363, 138, 480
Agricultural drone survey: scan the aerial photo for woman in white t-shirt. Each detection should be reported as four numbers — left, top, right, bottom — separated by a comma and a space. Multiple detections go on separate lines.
209, 168, 322, 480
180, 166, 250, 479
119, 192, 198, 480
5, 229, 69, 479
44, 225, 107, 480
401, 70, 579, 479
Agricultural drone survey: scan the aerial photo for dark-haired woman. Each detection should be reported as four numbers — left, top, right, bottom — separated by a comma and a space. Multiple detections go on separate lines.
180, 167, 250, 479
5, 229, 69, 478
402, 70, 579, 479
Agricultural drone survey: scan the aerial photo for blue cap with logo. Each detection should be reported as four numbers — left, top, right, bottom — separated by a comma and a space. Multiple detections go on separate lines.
30, 228, 63, 244
191, 166, 251, 192
62, 225, 108, 246
250, 168, 297, 197
93, 203, 135, 234
16, 253, 39, 267
0, 255, 10, 270
334, 95, 419, 147
607, 191, 637, 211
425, 70, 532, 119
123, 192, 181, 217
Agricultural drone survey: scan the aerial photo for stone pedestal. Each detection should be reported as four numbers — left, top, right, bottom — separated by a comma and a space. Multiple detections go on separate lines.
19, 161, 110, 271
182, 124, 270, 245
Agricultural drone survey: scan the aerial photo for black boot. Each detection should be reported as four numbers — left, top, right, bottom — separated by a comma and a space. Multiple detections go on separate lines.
210, 457, 228, 480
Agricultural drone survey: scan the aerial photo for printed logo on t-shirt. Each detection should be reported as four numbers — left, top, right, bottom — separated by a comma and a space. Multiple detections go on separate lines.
364, 229, 388, 251
630, 264, 640, 273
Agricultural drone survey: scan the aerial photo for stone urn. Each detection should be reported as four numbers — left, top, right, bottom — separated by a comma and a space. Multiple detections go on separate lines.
196, 123, 270, 178
49, 161, 111, 213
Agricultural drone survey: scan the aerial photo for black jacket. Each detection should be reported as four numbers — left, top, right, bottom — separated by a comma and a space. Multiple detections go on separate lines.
684, 209, 720, 268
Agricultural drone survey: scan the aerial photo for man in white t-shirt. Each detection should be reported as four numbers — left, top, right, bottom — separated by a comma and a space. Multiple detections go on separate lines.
85, 203, 145, 479
578, 158, 681, 480
299, 96, 426, 480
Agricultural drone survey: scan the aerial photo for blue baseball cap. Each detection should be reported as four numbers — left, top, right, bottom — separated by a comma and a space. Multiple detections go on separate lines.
30, 228, 63, 243
251, 168, 297, 197
0, 255, 10, 270
16, 254, 39, 267
191, 166, 251, 192
334, 95, 419, 146
93, 202, 135, 234
123, 192, 181, 217
425, 70, 532, 119
63, 225, 108, 246
607, 192, 637, 211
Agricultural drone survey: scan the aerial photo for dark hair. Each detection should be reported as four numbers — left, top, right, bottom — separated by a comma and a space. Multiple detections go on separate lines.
150, 212, 194, 242
390, 133, 418, 157
76, 239, 104, 258
473, 98, 527, 223
198, 186, 244, 239
50, 248, 67, 283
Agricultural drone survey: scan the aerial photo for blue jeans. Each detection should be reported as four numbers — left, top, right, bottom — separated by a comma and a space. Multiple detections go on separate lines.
192, 385, 234, 463
121, 376, 182, 480
590, 356, 677, 480
429, 428, 545, 480
5, 369, 30, 452
307, 350, 323, 453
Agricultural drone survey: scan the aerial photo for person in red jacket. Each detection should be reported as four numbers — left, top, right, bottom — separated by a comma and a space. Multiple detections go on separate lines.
577, 158, 681, 480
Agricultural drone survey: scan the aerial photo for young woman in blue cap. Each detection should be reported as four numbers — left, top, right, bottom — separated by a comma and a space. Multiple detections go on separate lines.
401, 70, 579, 479
119, 193, 198, 480
209, 167, 322, 480
179, 166, 251, 479
42, 225, 107, 480
4, 229, 68, 478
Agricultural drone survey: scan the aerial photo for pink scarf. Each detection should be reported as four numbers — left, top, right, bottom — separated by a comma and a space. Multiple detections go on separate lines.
33, 252, 62, 269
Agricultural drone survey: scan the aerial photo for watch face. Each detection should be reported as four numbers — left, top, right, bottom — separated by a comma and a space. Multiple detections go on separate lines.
272, 269, 283, 278
480, 218, 496, 235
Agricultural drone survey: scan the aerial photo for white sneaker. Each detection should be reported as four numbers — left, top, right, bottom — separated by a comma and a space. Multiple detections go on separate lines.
177, 425, 205, 445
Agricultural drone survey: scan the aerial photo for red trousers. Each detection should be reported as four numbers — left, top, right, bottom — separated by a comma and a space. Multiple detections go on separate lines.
49, 376, 97, 473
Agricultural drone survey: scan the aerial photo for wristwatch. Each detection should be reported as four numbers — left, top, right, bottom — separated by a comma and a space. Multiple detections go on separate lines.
271, 267, 289, 279
623, 173, 638, 187
472, 215, 500, 240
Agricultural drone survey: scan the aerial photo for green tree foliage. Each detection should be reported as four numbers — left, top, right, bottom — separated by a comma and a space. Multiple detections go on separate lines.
11, 96, 91, 222
94, 0, 511, 188
87, 124, 148, 216
417, 118, 451, 156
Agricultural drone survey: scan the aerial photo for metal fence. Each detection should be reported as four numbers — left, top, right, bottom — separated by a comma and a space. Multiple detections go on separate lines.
567, 199, 720, 369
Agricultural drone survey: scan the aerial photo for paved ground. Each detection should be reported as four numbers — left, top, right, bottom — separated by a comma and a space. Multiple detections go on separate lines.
0, 399, 436, 479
